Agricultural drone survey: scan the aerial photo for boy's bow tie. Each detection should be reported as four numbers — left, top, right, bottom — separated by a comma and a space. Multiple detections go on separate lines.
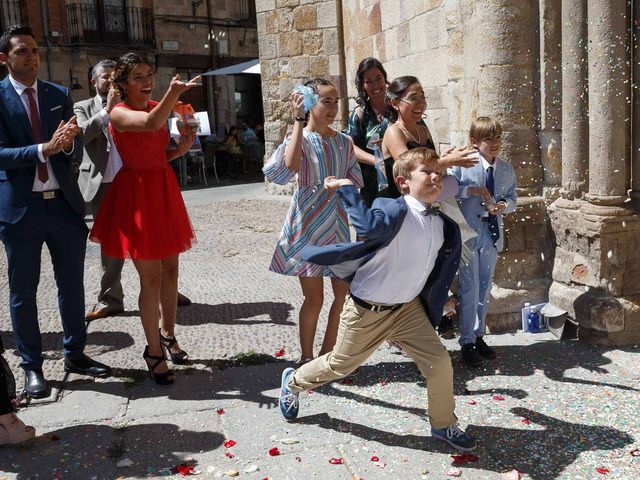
422, 205, 440, 216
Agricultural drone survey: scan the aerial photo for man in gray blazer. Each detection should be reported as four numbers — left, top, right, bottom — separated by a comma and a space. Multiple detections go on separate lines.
76, 60, 192, 321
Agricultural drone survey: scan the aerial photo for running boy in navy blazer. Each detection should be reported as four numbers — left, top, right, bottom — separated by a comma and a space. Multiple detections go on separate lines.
278, 147, 477, 452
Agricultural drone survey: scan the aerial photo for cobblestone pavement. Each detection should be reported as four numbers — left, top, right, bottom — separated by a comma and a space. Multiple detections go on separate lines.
0, 182, 639, 479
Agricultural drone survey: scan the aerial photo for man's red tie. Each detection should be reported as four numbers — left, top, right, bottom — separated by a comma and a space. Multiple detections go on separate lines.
25, 87, 49, 183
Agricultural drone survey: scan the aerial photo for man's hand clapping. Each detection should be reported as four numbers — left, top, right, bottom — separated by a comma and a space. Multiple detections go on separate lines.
43, 116, 80, 157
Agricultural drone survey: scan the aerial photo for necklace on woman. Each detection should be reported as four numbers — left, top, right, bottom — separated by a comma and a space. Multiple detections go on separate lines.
401, 124, 421, 144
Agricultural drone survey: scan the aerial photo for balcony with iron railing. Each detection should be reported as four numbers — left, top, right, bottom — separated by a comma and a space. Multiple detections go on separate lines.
0, 0, 28, 32
66, 2, 154, 47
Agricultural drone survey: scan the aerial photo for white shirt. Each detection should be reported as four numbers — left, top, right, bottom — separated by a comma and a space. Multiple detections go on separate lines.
350, 195, 445, 304
97, 96, 123, 183
8, 76, 60, 191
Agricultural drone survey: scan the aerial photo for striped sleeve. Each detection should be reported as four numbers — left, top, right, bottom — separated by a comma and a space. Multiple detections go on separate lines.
262, 136, 296, 185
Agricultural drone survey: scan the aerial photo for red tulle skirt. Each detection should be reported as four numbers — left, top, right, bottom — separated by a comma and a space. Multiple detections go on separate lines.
90, 165, 196, 260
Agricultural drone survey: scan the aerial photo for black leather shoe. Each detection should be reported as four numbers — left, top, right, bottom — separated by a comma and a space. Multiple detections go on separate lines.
64, 354, 112, 378
24, 370, 48, 399
475, 337, 496, 359
461, 343, 483, 366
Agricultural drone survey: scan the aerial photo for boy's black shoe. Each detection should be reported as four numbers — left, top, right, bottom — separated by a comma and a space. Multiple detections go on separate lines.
475, 337, 496, 359
461, 343, 482, 366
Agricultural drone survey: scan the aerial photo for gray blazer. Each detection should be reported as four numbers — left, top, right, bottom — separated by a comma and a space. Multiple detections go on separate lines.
74, 96, 110, 202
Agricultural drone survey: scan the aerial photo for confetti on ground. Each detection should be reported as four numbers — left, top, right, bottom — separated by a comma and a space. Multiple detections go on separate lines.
172, 464, 197, 476
224, 452, 234, 458
468, 400, 477, 405
268, 447, 280, 456
116, 458, 134, 468
226, 470, 239, 477
223, 440, 237, 448
274, 348, 285, 357
244, 465, 259, 473
631, 448, 640, 457
446, 467, 462, 477
500, 470, 523, 480
329, 458, 344, 464
493, 395, 506, 401
370, 456, 379, 462
216, 409, 225, 415
280, 438, 300, 445
596, 467, 610, 474
380, 380, 388, 386
521, 418, 531, 425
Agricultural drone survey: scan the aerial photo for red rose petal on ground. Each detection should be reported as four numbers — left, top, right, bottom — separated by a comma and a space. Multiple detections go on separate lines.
596, 467, 610, 474
468, 400, 477, 405
224, 452, 234, 458
521, 418, 531, 425
631, 448, 640, 456
452, 453, 479, 464
370, 456, 379, 462
216, 408, 225, 415
268, 447, 281, 456
224, 439, 237, 448
492, 395, 505, 401
275, 348, 285, 357
172, 464, 196, 476
329, 457, 344, 464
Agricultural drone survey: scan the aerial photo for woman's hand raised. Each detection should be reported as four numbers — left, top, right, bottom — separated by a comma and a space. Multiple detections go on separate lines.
439, 145, 479, 169
169, 74, 202, 96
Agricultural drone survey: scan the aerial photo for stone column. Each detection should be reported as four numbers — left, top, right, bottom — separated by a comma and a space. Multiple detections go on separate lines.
585, 0, 630, 205
560, 0, 588, 198
538, 0, 562, 195
631, 0, 640, 205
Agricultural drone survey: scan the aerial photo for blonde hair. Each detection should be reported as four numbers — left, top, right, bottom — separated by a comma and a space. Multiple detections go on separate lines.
393, 147, 440, 187
469, 116, 503, 142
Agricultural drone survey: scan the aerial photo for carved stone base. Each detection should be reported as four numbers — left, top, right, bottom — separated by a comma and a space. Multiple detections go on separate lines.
547, 199, 640, 345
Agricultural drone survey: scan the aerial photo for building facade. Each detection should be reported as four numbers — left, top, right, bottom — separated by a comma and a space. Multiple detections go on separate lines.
0, 0, 259, 129
256, 0, 640, 344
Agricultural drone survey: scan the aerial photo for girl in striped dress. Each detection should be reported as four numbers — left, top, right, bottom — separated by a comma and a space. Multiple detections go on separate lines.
263, 78, 363, 363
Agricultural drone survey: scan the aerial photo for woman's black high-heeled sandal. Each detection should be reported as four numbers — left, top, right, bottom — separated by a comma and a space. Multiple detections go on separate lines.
159, 329, 189, 365
143, 345, 175, 385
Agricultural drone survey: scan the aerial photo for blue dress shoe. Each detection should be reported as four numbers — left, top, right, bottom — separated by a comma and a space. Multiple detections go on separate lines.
64, 354, 112, 378
24, 370, 48, 399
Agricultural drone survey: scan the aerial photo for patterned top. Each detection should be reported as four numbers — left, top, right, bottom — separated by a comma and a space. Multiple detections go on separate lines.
263, 129, 363, 276
343, 105, 391, 207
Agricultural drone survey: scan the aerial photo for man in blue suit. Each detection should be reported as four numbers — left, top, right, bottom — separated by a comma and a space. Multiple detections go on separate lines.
0, 25, 111, 398
449, 117, 517, 366
277, 148, 477, 452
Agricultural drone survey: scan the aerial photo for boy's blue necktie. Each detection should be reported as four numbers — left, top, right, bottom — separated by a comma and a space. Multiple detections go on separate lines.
486, 166, 500, 244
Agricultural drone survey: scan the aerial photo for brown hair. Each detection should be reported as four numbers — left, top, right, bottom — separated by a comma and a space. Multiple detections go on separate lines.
110, 52, 152, 101
469, 116, 503, 142
392, 147, 440, 187
386, 75, 420, 122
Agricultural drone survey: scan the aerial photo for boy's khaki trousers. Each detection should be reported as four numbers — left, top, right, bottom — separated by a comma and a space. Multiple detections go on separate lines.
288, 296, 458, 429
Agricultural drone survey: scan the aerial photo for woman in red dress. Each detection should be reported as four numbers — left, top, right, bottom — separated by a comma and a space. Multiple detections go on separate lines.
90, 53, 200, 384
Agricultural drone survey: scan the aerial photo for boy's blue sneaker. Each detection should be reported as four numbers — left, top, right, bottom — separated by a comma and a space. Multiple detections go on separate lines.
279, 367, 299, 421
431, 423, 477, 452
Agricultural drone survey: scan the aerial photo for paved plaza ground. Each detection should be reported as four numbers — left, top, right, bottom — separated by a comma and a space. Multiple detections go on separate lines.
0, 182, 638, 479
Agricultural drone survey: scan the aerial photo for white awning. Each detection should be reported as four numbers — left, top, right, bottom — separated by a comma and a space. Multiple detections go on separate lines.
202, 59, 260, 76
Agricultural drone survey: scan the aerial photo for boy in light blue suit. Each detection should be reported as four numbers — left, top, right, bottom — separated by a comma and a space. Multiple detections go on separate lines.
449, 117, 517, 366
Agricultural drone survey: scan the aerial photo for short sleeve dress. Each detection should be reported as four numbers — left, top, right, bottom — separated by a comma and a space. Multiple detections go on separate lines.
89, 101, 196, 260
263, 129, 363, 277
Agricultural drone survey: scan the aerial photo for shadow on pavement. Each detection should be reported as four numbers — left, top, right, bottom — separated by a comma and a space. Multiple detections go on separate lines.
0, 423, 223, 479
297, 408, 634, 480
176, 301, 295, 326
